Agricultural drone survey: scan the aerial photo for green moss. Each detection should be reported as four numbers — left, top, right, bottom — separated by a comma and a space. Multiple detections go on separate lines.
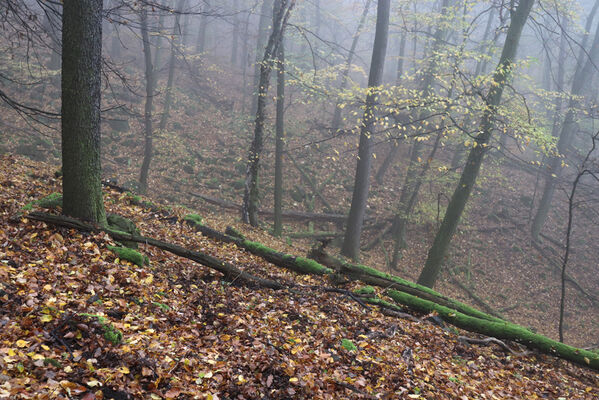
21, 202, 33, 211
341, 339, 357, 352
184, 214, 203, 226
225, 226, 245, 239
43, 358, 62, 368
79, 313, 123, 345
107, 245, 145, 267
37, 193, 63, 209
385, 289, 599, 370
152, 301, 170, 311
107, 214, 140, 249
354, 286, 375, 296
241, 240, 333, 275
336, 257, 502, 323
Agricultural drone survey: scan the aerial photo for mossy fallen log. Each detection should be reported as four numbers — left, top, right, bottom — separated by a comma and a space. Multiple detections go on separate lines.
385, 289, 599, 371
309, 247, 505, 323
27, 212, 284, 290
186, 223, 333, 275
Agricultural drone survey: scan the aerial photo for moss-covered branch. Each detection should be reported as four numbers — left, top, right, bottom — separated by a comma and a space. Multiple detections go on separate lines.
385, 288, 599, 370
309, 246, 504, 323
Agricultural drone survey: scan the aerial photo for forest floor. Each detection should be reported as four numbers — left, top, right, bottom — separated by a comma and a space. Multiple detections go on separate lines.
1, 154, 599, 399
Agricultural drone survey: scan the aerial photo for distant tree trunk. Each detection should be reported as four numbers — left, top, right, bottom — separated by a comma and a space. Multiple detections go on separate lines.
231, 0, 240, 66
388, 0, 450, 251
250, 0, 274, 115
418, 0, 535, 288
273, 42, 285, 236
531, 12, 599, 240
158, 0, 185, 133
140, 0, 185, 194
240, 4, 254, 114
331, 0, 372, 133
138, 5, 154, 195
153, 0, 166, 75
196, 1, 209, 54
450, 6, 498, 170
61, 0, 106, 225
242, 0, 295, 225
340, 0, 391, 260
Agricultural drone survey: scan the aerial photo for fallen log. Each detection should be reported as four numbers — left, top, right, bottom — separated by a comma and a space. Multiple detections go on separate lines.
185, 221, 333, 276
386, 289, 599, 370
308, 246, 504, 323
188, 192, 374, 223
26, 212, 285, 290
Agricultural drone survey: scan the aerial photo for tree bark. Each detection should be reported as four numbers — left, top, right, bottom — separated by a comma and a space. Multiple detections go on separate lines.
418, 0, 535, 288
531, 0, 599, 240
61, 0, 106, 225
273, 42, 285, 236
138, 5, 154, 195
250, 0, 274, 115
242, 0, 295, 225
341, 0, 391, 260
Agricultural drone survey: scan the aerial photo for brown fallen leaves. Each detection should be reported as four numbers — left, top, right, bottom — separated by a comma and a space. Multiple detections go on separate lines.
1, 154, 598, 399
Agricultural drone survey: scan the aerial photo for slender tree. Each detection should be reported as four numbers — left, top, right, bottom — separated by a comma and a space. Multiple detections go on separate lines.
418, 0, 535, 288
61, 0, 106, 224
138, 4, 154, 195
242, 0, 295, 225
331, 0, 372, 133
250, 0, 274, 115
273, 41, 285, 236
531, 1, 599, 239
341, 0, 391, 260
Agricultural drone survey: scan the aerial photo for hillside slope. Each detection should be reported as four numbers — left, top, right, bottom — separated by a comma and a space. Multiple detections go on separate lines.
1, 154, 598, 399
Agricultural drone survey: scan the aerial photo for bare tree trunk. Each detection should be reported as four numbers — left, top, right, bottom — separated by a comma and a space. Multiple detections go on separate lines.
250, 0, 274, 115
138, 5, 154, 195
158, 0, 186, 133
231, 0, 239, 66
331, 0, 372, 133
61, 0, 106, 224
387, 0, 451, 251
273, 42, 285, 236
418, 0, 535, 288
341, 0, 391, 260
242, 0, 295, 225
152, 0, 166, 77
531, 8, 599, 240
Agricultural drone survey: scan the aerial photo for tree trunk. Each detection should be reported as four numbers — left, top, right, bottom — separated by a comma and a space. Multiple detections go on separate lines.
531, 10, 599, 240
242, 0, 295, 225
250, 0, 274, 115
387, 0, 450, 253
153, 0, 166, 76
331, 0, 372, 133
531, 0, 599, 240
273, 42, 285, 236
196, 1, 209, 54
61, 0, 106, 225
138, 5, 154, 195
341, 0, 391, 260
418, 0, 535, 288
231, 0, 239, 66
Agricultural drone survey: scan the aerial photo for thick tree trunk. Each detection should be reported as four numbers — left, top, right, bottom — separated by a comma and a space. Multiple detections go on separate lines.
331, 0, 372, 133
138, 6, 154, 195
242, 0, 295, 225
341, 0, 390, 260
273, 42, 285, 236
61, 0, 106, 225
418, 0, 535, 288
